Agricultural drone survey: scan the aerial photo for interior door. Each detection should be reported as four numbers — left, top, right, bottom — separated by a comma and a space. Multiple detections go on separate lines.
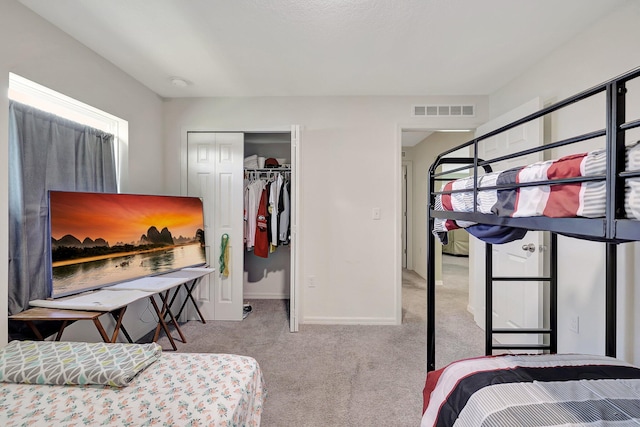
472, 98, 544, 347
401, 164, 407, 269
187, 132, 244, 321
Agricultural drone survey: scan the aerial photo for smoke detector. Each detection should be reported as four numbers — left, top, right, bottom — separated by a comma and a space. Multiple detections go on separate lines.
170, 77, 189, 87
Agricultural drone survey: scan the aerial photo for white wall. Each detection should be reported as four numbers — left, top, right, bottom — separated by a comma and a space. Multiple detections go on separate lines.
487, 0, 640, 363
0, 0, 165, 344
162, 96, 488, 324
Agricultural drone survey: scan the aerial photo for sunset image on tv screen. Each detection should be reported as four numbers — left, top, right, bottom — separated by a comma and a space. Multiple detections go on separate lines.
48, 191, 207, 297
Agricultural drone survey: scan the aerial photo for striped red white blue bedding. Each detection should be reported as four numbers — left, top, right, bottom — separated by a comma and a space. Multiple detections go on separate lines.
433, 143, 640, 244
421, 354, 640, 427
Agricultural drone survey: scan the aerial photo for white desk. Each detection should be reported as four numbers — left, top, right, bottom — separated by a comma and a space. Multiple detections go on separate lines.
159, 268, 213, 322
108, 267, 213, 350
28, 268, 213, 350
28, 289, 152, 343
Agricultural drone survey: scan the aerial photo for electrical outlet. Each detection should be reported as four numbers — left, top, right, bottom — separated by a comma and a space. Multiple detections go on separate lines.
569, 316, 579, 333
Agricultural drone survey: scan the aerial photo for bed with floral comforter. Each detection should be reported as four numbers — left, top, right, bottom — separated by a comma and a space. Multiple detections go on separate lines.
0, 341, 265, 426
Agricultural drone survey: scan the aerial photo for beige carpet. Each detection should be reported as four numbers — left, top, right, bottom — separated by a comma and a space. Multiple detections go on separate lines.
147, 255, 483, 426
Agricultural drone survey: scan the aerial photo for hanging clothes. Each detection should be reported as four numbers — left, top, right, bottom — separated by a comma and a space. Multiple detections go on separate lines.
279, 179, 290, 244
245, 179, 265, 250
243, 177, 250, 246
269, 174, 283, 247
254, 186, 269, 258
243, 171, 291, 257
265, 178, 272, 249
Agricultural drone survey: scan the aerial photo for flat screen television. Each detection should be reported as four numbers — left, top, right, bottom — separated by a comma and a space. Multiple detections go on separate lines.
48, 191, 207, 298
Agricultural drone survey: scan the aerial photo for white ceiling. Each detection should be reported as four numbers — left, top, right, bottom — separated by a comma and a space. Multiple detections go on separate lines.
19, 0, 626, 99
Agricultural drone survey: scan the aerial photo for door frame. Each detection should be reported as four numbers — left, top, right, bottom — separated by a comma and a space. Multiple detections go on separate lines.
397, 125, 474, 326
401, 161, 413, 270
180, 125, 300, 332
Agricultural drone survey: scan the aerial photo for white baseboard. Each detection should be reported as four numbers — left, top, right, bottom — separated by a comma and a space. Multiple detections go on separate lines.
302, 316, 398, 325
467, 304, 474, 315
243, 292, 290, 299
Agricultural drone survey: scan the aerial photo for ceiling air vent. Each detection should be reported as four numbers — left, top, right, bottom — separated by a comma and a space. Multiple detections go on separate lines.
412, 104, 475, 117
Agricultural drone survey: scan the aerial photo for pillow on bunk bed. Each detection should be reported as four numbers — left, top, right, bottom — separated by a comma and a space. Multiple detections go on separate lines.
627, 141, 640, 219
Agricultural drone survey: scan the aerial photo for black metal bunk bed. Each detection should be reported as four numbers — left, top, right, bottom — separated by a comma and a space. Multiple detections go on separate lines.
426, 66, 640, 374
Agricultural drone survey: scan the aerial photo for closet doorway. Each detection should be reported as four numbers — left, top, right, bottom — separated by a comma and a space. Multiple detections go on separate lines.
182, 126, 300, 332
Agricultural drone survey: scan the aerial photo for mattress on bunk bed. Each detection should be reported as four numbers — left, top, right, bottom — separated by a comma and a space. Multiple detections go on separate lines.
421, 353, 640, 427
433, 142, 640, 244
0, 341, 266, 426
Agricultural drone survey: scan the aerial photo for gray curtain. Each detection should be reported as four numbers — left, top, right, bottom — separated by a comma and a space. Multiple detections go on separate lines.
8, 101, 118, 315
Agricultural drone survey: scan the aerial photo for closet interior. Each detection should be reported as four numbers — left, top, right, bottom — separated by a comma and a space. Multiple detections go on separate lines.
243, 132, 293, 314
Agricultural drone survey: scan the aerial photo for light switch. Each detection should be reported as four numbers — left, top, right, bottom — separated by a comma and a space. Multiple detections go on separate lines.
372, 207, 381, 220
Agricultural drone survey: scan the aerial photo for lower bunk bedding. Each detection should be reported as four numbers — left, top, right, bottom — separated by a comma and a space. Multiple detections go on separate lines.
422, 353, 640, 427
0, 341, 265, 426
433, 142, 640, 244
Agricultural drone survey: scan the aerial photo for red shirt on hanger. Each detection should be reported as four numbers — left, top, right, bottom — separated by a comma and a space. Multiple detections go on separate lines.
254, 187, 269, 258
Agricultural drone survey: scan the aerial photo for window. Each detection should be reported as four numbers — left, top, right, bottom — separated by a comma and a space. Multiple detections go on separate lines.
8, 73, 128, 190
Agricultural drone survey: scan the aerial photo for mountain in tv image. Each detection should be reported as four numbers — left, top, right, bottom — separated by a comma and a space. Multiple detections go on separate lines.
51, 225, 205, 262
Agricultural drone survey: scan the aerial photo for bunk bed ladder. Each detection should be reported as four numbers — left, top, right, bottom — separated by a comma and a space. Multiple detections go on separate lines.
485, 232, 558, 355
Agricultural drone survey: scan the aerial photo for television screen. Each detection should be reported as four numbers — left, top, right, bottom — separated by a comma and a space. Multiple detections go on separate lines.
48, 191, 207, 298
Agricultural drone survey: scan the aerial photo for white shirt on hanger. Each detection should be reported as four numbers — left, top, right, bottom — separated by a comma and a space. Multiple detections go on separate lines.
246, 179, 265, 249
269, 174, 283, 246
279, 181, 290, 243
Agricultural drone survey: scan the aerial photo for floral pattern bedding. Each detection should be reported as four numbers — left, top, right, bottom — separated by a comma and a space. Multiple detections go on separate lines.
0, 352, 266, 426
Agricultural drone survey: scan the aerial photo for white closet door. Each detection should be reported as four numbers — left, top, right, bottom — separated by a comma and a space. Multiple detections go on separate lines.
187, 132, 244, 321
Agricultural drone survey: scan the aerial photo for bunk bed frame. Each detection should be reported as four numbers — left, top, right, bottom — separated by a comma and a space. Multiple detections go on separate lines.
426, 66, 640, 373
